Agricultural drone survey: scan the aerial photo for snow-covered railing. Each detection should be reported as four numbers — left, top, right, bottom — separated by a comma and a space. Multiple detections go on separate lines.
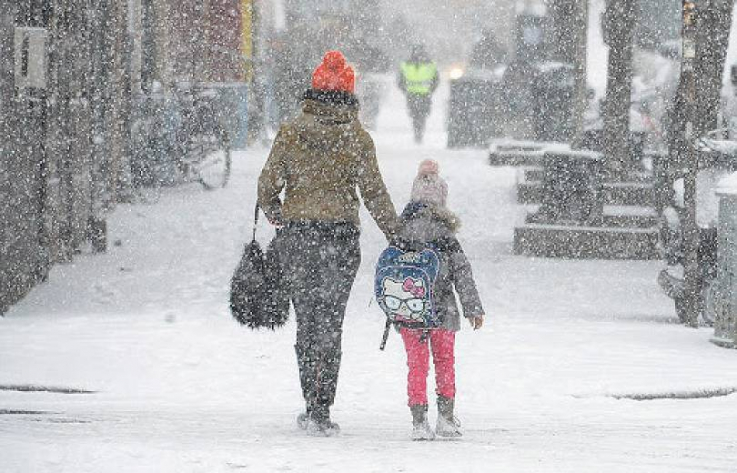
698, 137, 737, 157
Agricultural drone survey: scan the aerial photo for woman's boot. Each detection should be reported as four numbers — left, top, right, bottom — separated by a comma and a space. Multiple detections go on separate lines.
307, 403, 340, 437
296, 404, 311, 430
295, 344, 314, 430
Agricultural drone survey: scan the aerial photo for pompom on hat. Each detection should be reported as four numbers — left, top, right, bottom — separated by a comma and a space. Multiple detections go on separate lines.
312, 50, 355, 94
411, 159, 448, 207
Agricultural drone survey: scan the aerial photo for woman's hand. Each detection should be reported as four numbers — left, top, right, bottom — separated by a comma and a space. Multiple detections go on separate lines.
469, 315, 484, 330
267, 215, 284, 228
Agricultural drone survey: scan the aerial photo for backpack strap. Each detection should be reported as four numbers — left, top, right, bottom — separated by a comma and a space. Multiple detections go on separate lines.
380, 321, 432, 351
252, 204, 259, 242
379, 318, 392, 351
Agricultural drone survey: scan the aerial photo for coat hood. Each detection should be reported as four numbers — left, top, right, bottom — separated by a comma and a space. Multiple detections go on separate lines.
399, 201, 461, 241
301, 89, 359, 126
294, 90, 363, 154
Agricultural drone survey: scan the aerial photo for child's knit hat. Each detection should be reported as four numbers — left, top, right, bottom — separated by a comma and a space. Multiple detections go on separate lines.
410, 159, 448, 207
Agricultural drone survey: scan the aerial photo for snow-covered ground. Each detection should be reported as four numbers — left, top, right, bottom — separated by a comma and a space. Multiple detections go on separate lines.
2, 83, 737, 473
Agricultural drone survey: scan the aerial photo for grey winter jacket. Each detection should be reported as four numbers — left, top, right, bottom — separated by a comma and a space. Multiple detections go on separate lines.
398, 203, 484, 331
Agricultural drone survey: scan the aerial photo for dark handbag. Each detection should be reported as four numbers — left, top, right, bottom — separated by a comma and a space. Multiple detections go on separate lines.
229, 205, 289, 329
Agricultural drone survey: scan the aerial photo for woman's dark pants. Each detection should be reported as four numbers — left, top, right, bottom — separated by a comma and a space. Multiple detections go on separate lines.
282, 222, 360, 421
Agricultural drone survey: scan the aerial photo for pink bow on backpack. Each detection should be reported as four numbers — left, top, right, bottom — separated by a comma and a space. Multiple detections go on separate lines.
403, 278, 426, 298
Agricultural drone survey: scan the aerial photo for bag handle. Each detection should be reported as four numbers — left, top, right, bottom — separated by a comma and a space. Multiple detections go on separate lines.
252, 204, 259, 242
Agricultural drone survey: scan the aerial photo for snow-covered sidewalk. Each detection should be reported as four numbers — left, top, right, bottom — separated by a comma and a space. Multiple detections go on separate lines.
2, 84, 737, 472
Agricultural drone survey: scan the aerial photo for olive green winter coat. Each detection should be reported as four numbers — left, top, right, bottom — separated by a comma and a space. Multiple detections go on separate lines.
258, 90, 399, 238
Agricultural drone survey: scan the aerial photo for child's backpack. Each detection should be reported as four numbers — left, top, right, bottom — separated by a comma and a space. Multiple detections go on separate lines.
375, 242, 441, 348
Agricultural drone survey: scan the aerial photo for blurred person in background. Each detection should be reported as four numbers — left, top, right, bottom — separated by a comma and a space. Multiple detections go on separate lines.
398, 44, 439, 143
270, 26, 316, 126
469, 28, 507, 70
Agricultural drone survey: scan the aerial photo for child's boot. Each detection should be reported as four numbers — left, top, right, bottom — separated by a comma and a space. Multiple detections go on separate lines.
436, 395, 462, 438
410, 404, 435, 441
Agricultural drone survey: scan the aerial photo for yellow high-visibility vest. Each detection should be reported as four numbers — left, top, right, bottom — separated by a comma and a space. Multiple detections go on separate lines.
401, 62, 437, 96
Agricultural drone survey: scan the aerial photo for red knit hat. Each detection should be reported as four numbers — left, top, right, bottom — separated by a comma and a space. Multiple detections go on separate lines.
312, 51, 355, 94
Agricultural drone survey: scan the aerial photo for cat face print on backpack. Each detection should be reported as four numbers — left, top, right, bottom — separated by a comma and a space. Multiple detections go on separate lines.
381, 277, 429, 323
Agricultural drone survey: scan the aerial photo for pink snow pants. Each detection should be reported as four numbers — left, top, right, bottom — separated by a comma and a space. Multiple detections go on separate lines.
400, 328, 456, 406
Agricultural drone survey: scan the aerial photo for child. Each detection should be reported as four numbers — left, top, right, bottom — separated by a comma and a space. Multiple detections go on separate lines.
397, 159, 484, 440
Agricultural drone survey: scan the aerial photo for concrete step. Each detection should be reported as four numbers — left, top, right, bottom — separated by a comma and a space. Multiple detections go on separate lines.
605, 181, 656, 206
489, 149, 544, 167
514, 223, 661, 260
525, 205, 659, 229
489, 140, 568, 167
602, 212, 659, 229
517, 180, 656, 206
522, 166, 544, 182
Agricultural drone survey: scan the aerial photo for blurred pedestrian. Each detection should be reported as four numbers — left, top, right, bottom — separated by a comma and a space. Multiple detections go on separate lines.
258, 50, 399, 436
470, 28, 507, 70
398, 44, 439, 143
271, 28, 314, 125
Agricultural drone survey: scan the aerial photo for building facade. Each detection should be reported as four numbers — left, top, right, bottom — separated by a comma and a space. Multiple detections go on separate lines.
0, 0, 249, 314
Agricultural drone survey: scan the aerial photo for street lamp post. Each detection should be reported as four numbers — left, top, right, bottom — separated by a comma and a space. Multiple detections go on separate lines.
602, 0, 637, 178
680, 0, 701, 328
572, 0, 588, 149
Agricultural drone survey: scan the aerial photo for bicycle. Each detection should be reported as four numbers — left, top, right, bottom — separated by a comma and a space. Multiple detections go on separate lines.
175, 83, 232, 190
128, 83, 233, 203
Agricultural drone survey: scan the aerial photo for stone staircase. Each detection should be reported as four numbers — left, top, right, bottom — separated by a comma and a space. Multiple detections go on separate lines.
498, 147, 662, 260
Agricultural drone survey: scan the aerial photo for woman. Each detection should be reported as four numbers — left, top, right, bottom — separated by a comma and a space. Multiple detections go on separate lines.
258, 50, 398, 436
